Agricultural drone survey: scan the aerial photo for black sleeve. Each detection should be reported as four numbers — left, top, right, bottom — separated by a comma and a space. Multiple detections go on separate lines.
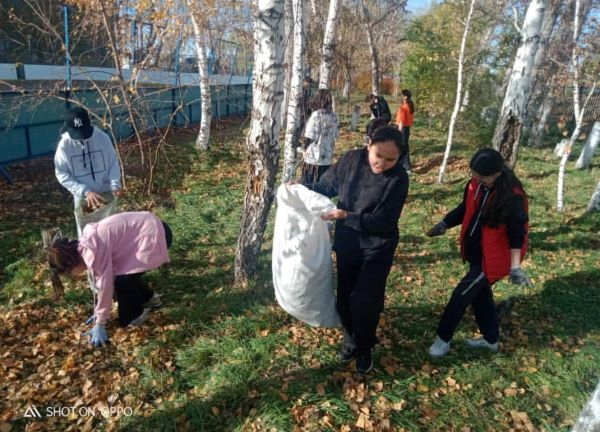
380, 98, 392, 121
305, 159, 339, 198
443, 182, 469, 228
344, 173, 409, 236
507, 195, 529, 248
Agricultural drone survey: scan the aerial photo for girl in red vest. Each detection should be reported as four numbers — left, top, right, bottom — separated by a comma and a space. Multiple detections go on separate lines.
426, 148, 532, 357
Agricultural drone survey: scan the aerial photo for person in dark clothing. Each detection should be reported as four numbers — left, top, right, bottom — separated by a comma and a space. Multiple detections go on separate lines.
365, 94, 392, 141
426, 148, 532, 357
304, 126, 409, 373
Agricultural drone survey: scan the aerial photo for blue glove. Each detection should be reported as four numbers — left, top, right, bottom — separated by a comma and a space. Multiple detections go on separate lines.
85, 323, 109, 347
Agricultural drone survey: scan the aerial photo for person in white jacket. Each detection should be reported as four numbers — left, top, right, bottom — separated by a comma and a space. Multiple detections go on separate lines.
54, 107, 123, 237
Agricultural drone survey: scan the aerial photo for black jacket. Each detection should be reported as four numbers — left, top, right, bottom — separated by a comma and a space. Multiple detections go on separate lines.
308, 148, 409, 257
369, 96, 391, 122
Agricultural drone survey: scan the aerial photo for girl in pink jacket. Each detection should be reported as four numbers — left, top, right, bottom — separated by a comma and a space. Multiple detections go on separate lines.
47, 211, 172, 346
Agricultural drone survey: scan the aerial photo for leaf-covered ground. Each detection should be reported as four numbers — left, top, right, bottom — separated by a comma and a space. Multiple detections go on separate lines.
1, 111, 599, 432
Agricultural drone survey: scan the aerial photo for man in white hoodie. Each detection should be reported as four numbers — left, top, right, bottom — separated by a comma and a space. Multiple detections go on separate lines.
55, 107, 123, 237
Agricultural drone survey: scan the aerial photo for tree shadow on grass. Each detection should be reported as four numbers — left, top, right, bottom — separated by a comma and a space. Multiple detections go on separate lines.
494, 269, 600, 352
528, 216, 600, 252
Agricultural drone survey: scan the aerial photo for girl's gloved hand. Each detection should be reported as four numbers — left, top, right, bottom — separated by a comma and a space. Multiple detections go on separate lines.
426, 221, 447, 237
85, 323, 109, 347
509, 268, 533, 287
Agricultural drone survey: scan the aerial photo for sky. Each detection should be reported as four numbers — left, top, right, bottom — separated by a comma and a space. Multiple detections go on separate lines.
406, 0, 437, 15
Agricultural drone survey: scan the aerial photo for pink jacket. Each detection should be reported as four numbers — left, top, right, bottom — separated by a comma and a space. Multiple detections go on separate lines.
78, 212, 170, 324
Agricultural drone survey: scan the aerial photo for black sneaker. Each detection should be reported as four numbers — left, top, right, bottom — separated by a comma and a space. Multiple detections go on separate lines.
356, 349, 374, 374
337, 345, 356, 364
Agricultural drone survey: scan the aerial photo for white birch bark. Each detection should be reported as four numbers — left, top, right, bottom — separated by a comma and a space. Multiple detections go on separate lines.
318, 0, 341, 90
572, 380, 600, 431
557, 82, 597, 211
437, 0, 476, 184
576, 121, 600, 169
281, 0, 293, 127
282, 0, 306, 182
351, 104, 361, 131
359, 0, 380, 95
188, 8, 212, 151
235, 0, 285, 285
587, 180, 600, 212
530, 87, 555, 147
556, 0, 596, 211
492, 0, 546, 167
342, 65, 352, 99
524, 0, 560, 131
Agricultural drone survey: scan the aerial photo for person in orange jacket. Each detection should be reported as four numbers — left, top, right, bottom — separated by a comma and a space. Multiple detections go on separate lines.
426, 148, 532, 357
395, 89, 414, 172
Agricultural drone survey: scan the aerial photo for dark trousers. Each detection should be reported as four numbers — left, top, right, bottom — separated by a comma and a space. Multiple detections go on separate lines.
113, 221, 173, 327
301, 163, 330, 188
366, 117, 390, 138
114, 273, 153, 327
401, 126, 411, 170
336, 252, 394, 351
436, 263, 499, 344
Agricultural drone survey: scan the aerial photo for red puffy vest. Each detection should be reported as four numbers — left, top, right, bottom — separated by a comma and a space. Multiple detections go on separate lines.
459, 178, 528, 284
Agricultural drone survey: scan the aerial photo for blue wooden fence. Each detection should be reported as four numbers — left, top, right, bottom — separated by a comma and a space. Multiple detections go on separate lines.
0, 84, 252, 171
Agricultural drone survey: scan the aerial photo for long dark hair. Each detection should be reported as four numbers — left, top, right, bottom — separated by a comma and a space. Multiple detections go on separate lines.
482, 166, 526, 227
401, 89, 415, 114
312, 89, 333, 111
47, 238, 83, 276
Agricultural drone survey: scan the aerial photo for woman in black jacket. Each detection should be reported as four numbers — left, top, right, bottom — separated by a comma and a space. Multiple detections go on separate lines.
305, 126, 409, 373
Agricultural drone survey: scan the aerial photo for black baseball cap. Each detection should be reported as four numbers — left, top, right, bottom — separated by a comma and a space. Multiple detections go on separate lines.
64, 107, 93, 140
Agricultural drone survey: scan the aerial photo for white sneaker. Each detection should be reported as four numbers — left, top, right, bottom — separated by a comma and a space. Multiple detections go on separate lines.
129, 308, 150, 327
428, 336, 451, 357
465, 337, 499, 352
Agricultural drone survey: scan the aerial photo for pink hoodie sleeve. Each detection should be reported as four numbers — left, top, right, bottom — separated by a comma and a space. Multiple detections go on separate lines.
80, 234, 115, 325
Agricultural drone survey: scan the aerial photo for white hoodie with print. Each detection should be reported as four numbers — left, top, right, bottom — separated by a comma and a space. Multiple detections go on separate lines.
54, 126, 121, 202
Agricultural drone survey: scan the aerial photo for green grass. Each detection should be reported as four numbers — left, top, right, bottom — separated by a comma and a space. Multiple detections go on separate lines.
1, 112, 599, 431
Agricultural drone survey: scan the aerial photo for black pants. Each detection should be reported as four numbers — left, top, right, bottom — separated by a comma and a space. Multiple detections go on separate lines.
366, 117, 390, 138
301, 163, 330, 188
401, 126, 411, 170
436, 263, 499, 343
336, 251, 394, 351
113, 221, 173, 327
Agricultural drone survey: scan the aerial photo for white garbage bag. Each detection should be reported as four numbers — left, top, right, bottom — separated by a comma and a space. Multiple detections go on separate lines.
272, 184, 341, 327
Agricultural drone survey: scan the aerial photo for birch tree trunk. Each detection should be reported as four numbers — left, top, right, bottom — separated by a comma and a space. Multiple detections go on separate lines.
529, 86, 555, 147
572, 380, 600, 431
281, 0, 293, 127
492, 0, 546, 167
318, 0, 341, 90
342, 65, 352, 98
576, 122, 600, 169
437, 0, 476, 184
188, 7, 212, 151
282, 0, 306, 182
587, 180, 600, 212
234, 0, 285, 286
524, 0, 560, 132
557, 83, 596, 211
359, 0, 380, 95
556, 0, 596, 211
